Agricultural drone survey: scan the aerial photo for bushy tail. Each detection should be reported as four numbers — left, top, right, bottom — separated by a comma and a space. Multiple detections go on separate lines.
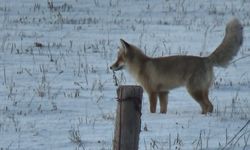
208, 18, 243, 68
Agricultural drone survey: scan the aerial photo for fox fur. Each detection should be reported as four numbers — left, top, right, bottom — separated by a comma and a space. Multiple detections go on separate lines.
110, 18, 243, 114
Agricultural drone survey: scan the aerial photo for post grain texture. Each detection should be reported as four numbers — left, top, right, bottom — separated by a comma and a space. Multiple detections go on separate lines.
113, 85, 143, 150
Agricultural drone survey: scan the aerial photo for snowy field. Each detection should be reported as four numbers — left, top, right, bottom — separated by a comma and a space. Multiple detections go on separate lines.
0, 0, 250, 149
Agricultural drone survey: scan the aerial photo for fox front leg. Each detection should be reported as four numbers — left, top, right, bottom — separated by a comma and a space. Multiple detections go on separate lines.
159, 92, 168, 113
149, 92, 157, 113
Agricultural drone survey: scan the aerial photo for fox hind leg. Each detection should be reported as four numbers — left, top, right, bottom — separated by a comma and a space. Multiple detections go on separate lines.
187, 88, 213, 114
158, 92, 168, 113
149, 92, 157, 113
186, 67, 214, 114
203, 90, 213, 113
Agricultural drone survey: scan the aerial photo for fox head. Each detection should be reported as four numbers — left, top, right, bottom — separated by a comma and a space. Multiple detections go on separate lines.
110, 39, 130, 71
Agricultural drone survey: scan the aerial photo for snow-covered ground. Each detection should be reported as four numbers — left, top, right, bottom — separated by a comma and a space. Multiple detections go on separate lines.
0, 0, 250, 149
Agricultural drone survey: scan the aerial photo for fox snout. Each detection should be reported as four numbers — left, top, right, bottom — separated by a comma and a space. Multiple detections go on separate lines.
110, 52, 126, 71
110, 62, 124, 71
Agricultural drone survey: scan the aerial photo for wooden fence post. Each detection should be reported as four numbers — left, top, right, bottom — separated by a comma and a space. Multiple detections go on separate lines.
113, 85, 143, 150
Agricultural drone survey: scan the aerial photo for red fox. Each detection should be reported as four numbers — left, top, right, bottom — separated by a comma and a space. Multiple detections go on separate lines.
110, 18, 243, 114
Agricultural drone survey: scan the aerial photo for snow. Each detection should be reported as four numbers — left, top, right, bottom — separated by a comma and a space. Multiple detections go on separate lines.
0, 0, 250, 149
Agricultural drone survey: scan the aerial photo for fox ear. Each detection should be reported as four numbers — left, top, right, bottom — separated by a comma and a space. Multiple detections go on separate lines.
120, 39, 130, 53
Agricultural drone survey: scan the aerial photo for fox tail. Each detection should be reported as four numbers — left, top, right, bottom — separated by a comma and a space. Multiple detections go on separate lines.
208, 18, 243, 68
